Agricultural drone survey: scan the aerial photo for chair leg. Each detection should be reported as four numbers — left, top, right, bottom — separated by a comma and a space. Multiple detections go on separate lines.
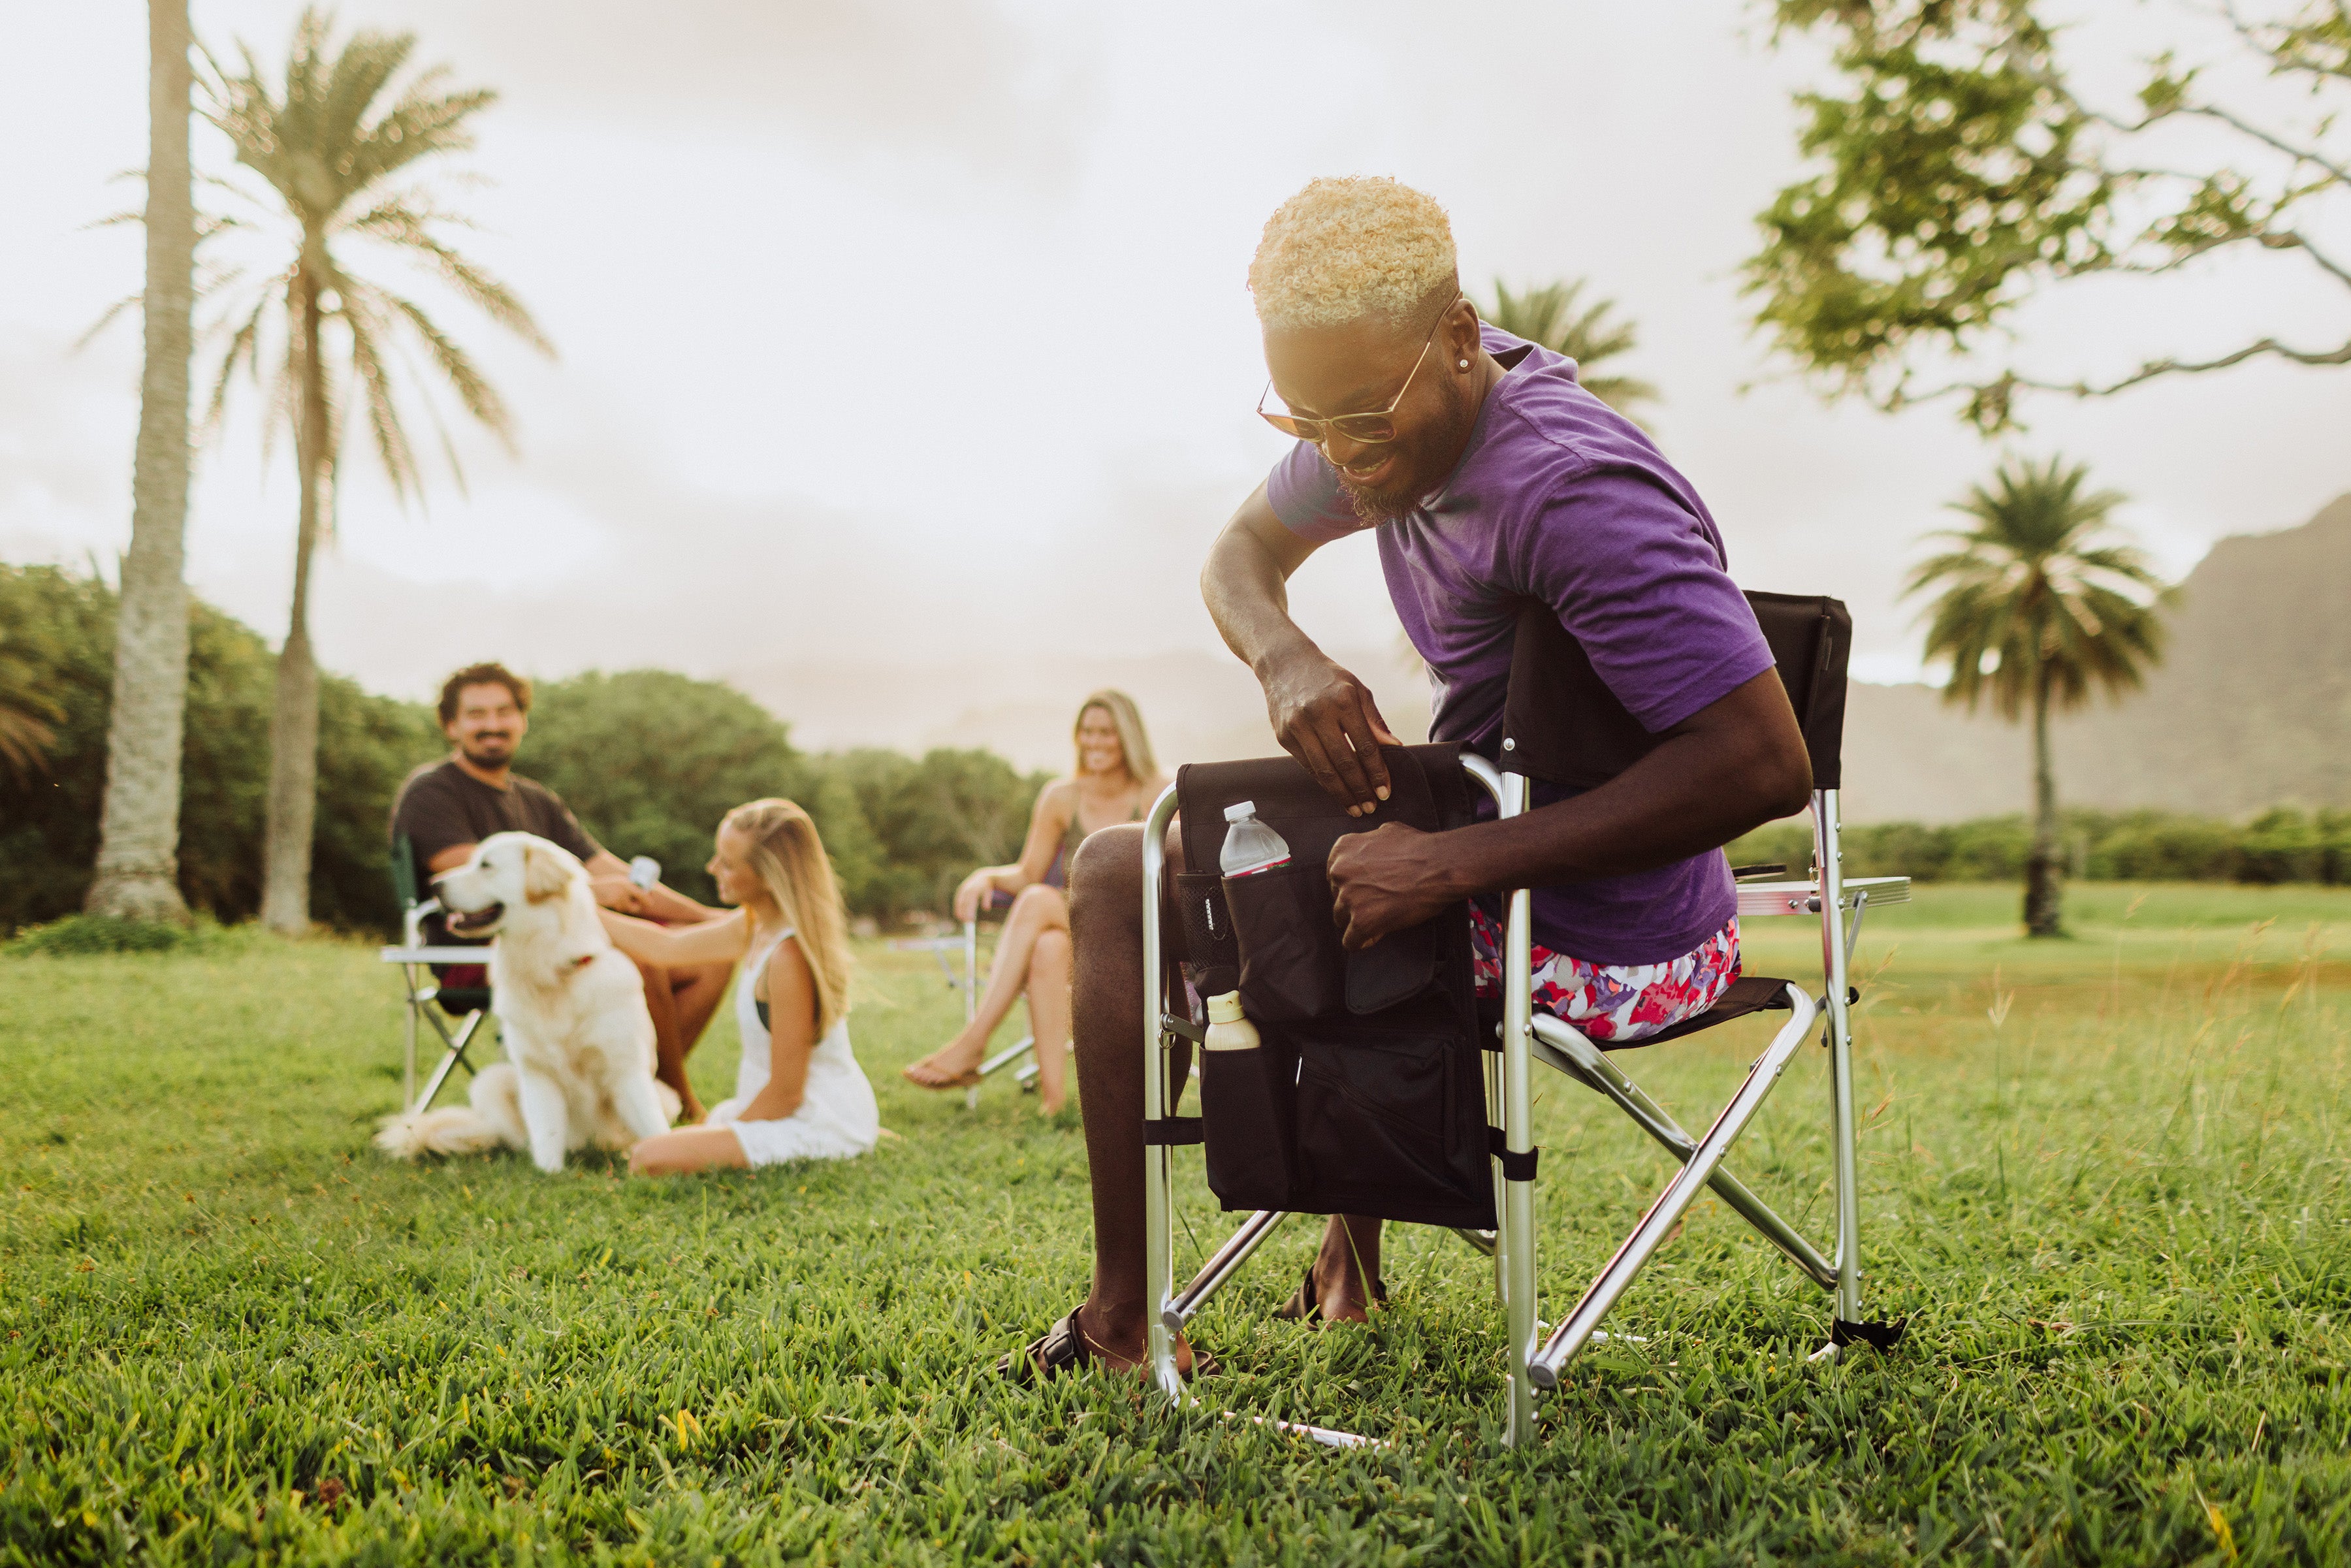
401, 963, 420, 1111
1814, 788, 1866, 1336
1141, 787, 1184, 1403
412, 1008, 487, 1114
1163, 1209, 1290, 1331
1496, 771, 1539, 1448
1530, 1016, 1838, 1292
1527, 987, 1819, 1389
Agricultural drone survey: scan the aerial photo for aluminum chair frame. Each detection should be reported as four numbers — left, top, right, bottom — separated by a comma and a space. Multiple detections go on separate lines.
1138, 761, 1887, 1447
382, 894, 495, 1115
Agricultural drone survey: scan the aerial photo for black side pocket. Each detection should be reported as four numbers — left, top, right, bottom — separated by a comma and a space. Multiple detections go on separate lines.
1345, 918, 1439, 1014
1200, 1036, 1298, 1213
1293, 1027, 1457, 1203
1174, 871, 1238, 999
1225, 863, 1345, 1023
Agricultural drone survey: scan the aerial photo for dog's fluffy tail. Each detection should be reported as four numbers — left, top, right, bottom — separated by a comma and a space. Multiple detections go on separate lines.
374, 1062, 525, 1159
374, 1106, 505, 1159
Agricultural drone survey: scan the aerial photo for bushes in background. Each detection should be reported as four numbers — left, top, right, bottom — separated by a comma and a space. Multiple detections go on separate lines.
0, 565, 438, 935
14, 562, 2338, 936
1, 566, 1045, 935
522, 671, 1044, 920
1723, 805, 2351, 886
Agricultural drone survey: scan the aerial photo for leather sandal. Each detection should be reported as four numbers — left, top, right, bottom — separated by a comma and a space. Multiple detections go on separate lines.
1272, 1264, 1388, 1324
999, 1307, 1091, 1384
997, 1305, 1218, 1383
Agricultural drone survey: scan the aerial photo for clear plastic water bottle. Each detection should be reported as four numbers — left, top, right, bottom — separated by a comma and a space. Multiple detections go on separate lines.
1220, 801, 1291, 878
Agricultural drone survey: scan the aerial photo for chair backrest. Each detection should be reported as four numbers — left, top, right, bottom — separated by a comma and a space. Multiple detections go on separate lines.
1502, 590, 1850, 792
1744, 591, 1850, 792
390, 831, 423, 910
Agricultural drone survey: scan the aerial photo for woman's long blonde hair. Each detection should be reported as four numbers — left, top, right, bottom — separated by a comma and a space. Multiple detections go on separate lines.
722, 797, 854, 1036
1073, 689, 1160, 790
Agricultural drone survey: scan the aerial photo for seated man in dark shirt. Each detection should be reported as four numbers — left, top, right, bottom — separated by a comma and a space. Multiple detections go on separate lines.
391, 662, 733, 1122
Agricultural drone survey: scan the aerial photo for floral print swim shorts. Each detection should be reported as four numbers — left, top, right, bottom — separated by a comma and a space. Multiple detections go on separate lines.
1469, 905, 1741, 1044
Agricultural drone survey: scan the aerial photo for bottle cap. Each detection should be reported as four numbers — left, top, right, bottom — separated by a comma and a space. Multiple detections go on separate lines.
1223, 801, 1256, 823
1206, 991, 1247, 1023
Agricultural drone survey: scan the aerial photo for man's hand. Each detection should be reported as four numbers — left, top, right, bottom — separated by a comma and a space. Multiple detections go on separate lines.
1327, 822, 1458, 950
590, 878, 647, 914
1262, 648, 1403, 818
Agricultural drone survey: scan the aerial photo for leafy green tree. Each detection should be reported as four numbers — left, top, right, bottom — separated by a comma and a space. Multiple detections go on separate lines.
1907, 456, 2169, 935
812, 748, 1046, 920
1747, 1, 2351, 431
1482, 279, 1659, 419
0, 564, 439, 935
203, 9, 550, 933
521, 671, 808, 907
86, 0, 199, 924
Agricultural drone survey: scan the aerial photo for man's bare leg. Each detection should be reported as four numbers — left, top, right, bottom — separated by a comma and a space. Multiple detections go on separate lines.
1307, 1215, 1384, 1322
1064, 827, 1381, 1364
669, 961, 729, 1054
905, 884, 1068, 1088
632, 954, 705, 1123
1063, 824, 1198, 1373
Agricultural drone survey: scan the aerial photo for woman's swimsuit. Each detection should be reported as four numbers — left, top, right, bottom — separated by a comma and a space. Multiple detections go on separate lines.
1040, 787, 1150, 890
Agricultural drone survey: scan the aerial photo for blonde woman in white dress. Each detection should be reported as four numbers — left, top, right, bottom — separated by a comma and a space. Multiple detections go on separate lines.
600, 798, 879, 1174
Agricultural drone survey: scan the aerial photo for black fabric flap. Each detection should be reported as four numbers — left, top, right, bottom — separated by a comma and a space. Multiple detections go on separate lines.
1176, 743, 1464, 880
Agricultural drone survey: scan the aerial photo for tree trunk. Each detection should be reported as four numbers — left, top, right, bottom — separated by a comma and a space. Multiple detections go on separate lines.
259, 261, 328, 935
2023, 664, 2063, 938
86, 0, 196, 925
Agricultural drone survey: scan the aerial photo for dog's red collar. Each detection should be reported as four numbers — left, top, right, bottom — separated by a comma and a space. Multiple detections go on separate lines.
562, 952, 597, 978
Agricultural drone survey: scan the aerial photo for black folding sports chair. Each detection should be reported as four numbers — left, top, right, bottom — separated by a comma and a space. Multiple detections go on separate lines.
1137, 592, 1905, 1447
382, 832, 496, 1113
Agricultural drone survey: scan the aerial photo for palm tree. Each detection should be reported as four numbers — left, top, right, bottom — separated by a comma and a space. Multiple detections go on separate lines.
1907, 456, 2170, 937
1482, 279, 1659, 421
0, 648, 63, 789
85, 0, 197, 924
202, 10, 551, 933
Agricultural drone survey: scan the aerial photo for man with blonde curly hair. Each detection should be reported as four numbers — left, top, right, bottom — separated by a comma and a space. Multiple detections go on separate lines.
1006, 178, 1812, 1383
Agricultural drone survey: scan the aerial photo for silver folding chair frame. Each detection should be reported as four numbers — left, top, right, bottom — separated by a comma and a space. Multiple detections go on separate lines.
381, 897, 495, 1115
1139, 764, 1885, 1447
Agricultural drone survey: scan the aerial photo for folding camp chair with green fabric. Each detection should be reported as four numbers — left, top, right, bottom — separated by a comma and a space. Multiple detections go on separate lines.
382, 831, 497, 1113
1136, 590, 1906, 1448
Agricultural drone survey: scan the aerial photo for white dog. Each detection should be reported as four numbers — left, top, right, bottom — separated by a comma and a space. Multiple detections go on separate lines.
375, 832, 679, 1172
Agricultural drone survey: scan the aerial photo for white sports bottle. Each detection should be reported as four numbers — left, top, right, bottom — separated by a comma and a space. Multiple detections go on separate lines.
1219, 801, 1290, 878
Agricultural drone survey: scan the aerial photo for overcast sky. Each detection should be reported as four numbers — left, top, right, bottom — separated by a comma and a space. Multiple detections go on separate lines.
5, 0, 2345, 715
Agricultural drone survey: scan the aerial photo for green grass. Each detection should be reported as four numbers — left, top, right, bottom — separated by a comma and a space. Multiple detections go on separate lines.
4, 884, 2348, 1564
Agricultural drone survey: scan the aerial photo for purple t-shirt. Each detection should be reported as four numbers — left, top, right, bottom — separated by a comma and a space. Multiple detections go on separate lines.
1266, 325, 1773, 965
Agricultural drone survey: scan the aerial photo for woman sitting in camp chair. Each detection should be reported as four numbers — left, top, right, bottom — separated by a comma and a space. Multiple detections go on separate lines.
902, 690, 1165, 1116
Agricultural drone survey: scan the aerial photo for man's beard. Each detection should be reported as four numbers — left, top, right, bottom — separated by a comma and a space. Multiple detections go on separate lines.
1337, 372, 1477, 526
460, 737, 515, 767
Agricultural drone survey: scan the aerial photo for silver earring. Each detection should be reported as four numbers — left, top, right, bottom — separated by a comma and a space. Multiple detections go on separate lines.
1457, 358, 1469, 369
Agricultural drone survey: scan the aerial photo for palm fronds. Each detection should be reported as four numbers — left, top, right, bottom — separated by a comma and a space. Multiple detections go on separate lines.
1484, 279, 1661, 418
193, 5, 549, 505
1906, 455, 2171, 721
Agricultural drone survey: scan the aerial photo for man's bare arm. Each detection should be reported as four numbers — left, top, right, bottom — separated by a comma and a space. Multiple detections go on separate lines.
580, 848, 718, 922
1326, 670, 1813, 948
1202, 484, 1399, 816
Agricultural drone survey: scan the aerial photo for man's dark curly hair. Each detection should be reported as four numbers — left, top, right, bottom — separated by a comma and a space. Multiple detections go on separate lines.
438, 662, 533, 726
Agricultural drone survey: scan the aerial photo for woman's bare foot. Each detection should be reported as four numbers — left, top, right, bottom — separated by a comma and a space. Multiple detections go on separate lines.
902, 1025, 989, 1089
